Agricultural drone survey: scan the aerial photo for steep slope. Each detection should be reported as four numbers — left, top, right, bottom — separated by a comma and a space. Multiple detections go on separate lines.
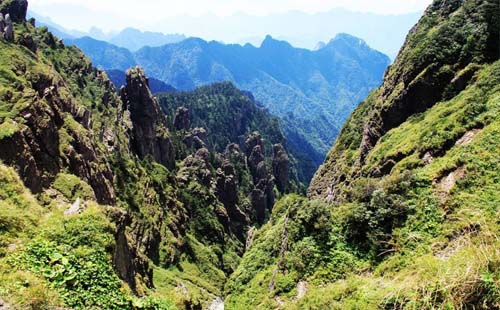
309, 0, 499, 199
226, 0, 500, 308
0, 1, 298, 309
69, 34, 390, 180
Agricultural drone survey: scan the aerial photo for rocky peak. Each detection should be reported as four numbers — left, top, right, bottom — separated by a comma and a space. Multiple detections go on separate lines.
0, 12, 13, 41
0, 0, 28, 23
272, 143, 290, 193
173, 106, 190, 131
120, 67, 175, 169
245, 132, 264, 157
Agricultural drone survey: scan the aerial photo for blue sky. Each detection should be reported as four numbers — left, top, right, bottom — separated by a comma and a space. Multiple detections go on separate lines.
30, 0, 432, 32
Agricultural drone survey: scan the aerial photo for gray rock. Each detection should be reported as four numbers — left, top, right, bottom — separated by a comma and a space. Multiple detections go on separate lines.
3, 14, 13, 42
64, 198, 81, 216
272, 144, 290, 192
0, 0, 28, 22
173, 106, 190, 131
184, 127, 207, 150
0, 13, 5, 32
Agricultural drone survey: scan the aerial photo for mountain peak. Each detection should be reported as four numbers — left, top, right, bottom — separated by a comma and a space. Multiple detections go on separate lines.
327, 33, 368, 47
260, 35, 292, 49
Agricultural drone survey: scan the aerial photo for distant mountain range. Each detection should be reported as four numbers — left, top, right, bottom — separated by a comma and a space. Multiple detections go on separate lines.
27, 11, 186, 51
66, 34, 389, 180
28, 8, 421, 59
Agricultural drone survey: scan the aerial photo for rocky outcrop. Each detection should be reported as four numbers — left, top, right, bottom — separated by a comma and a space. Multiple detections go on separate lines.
0, 0, 27, 42
0, 74, 116, 205
245, 132, 275, 223
184, 127, 207, 150
109, 208, 154, 295
1, 13, 13, 41
0, 0, 28, 22
178, 148, 213, 187
215, 159, 248, 237
19, 32, 37, 52
121, 67, 175, 169
272, 144, 290, 193
174, 106, 190, 131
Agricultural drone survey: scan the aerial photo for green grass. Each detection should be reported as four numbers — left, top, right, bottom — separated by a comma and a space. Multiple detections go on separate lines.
226, 60, 500, 309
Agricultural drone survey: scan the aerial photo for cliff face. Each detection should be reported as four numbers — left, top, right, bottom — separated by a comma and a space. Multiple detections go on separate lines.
309, 0, 500, 200
0, 1, 120, 205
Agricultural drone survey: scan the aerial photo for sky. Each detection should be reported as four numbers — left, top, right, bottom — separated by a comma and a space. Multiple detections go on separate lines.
30, 0, 432, 32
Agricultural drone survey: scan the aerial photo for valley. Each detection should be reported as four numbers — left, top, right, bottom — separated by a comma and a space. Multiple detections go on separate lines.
0, 0, 499, 309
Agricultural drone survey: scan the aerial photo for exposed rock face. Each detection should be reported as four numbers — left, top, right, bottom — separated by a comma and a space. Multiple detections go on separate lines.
215, 160, 248, 237
178, 148, 213, 187
0, 0, 28, 22
110, 209, 154, 294
0, 77, 116, 205
121, 67, 175, 169
245, 132, 275, 223
272, 144, 290, 193
184, 127, 207, 150
173, 106, 190, 130
3, 13, 13, 41
245, 132, 264, 158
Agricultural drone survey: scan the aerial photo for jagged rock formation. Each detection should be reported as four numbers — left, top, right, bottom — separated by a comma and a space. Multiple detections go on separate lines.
0, 13, 116, 205
120, 67, 175, 169
183, 127, 207, 150
272, 144, 290, 193
0, 0, 27, 22
173, 106, 190, 130
245, 132, 275, 223
157, 82, 304, 187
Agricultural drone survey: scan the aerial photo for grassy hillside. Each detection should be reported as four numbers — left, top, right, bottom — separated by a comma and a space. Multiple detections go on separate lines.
226, 0, 500, 308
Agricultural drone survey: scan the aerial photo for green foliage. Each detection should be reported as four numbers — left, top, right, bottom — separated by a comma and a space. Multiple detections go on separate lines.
17, 240, 130, 309
344, 172, 414, 256
52, 173, 95, 201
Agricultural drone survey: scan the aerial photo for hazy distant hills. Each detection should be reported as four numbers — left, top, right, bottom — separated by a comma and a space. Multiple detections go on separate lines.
67, 34, 389, 180
149, 9, 422, 59
28, 11, 186, 51
108, 28, 186, 51
29, 8, 421, 58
